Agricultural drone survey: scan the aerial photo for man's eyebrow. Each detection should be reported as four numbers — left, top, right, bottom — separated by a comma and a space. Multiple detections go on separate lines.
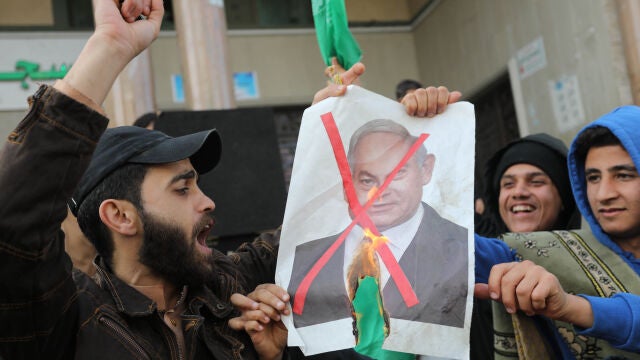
169, 170, 197, 185
527, 171, 547, 177
356, 170, 375, 178
501, 171, 547, 180
609, 164, 637, 173
584, 168, 601, 176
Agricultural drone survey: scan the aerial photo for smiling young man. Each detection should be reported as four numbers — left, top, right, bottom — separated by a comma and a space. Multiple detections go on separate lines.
0, 1, 281, 359
498, 164, 564, 231
475, 106, 640, 358
471, 133, 580, 359
478, 133, 580, 237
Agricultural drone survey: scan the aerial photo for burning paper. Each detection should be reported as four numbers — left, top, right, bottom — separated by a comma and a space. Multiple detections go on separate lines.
276, 86, 475, 359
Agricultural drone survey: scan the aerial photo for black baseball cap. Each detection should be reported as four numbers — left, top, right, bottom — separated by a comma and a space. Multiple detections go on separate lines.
69, 126, 222, 216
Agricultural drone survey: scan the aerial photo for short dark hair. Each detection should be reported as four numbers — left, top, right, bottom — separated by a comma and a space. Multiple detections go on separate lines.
395, 79, 423, 101
76, 163, 147, 268
574, 126, 621, 164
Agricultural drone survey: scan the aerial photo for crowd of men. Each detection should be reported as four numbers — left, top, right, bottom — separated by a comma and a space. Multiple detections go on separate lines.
0, 0, 639, 359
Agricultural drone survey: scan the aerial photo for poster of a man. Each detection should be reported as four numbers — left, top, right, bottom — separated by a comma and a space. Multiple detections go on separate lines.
276, 86, 474, 358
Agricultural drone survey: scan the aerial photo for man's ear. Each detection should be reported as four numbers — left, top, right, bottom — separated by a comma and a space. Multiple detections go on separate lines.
98, 199, 140, 236
421, 154, 436, 185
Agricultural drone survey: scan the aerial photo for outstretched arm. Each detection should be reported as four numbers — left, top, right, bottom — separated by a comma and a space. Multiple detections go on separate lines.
475, 260, 594, 327
578, 293, 640, 352
475, 239, 640, 353
0, 1, 163, 358
476, 261, 640, 352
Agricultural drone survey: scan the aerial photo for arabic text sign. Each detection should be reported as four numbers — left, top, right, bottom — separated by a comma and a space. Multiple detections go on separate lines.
0, 35, 87, 110
0, 60, 71, 90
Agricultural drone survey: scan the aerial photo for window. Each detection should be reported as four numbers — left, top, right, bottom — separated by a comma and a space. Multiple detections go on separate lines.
2, 0, 311, 31
225, 0, 313, 29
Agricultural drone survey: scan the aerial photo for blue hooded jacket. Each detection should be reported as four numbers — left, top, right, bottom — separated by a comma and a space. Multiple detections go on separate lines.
475, 105, 640, 354
565, 105, 640, 352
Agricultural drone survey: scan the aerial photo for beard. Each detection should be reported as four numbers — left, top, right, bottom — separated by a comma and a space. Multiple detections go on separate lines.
137, 211, 214, 289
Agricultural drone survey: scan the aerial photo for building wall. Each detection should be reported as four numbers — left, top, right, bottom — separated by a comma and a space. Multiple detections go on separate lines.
412, 0, 631, 144
2, 0, 633, 144
2, 0, 53, 26
345, 0, 412, 23
151, 29, 421, 109
0, 29, 418, 115
407, 0, 431, 16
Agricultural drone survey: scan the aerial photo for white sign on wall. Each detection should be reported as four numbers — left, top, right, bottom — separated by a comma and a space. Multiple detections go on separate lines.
0, 34, 89, 110
548, 74, 585, 133
516, 36, 547, 80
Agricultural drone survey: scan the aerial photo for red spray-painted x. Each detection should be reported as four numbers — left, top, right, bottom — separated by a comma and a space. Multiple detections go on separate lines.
293, 112, 429, 315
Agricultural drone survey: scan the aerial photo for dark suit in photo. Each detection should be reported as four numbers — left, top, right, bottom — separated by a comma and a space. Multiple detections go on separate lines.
288, 202, 468, 329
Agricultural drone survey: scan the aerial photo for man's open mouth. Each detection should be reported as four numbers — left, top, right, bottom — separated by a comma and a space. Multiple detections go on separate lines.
194, 219, 214, 254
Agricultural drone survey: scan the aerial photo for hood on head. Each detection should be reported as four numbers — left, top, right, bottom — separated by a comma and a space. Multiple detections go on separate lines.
568, 105, 640, 254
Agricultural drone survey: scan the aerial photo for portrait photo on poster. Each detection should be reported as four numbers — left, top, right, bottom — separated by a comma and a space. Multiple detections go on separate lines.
275, 86, 475, 359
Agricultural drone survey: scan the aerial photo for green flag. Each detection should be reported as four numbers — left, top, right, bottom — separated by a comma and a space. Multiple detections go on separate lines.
311, 0, 362, 69
352, 276, 415, 360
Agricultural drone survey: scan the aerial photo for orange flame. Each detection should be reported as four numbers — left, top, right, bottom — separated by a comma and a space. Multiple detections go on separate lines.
363, 228, 388, 249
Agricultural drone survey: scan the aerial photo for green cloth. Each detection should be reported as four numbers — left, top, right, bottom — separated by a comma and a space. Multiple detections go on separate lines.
353, 276, 414, 360
311, 0, 362, 69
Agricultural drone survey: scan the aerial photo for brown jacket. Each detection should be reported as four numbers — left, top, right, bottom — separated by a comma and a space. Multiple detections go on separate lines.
0, 85, 279, 359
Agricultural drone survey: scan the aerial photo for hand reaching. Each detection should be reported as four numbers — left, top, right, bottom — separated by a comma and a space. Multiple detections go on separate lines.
324, 57, 349, 85
475, 260, 594, 328
313, 61, 366, 105
228, 284, 290, 360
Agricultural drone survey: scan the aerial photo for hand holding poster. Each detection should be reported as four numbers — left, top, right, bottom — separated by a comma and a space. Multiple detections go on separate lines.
276, 86, 475, 359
